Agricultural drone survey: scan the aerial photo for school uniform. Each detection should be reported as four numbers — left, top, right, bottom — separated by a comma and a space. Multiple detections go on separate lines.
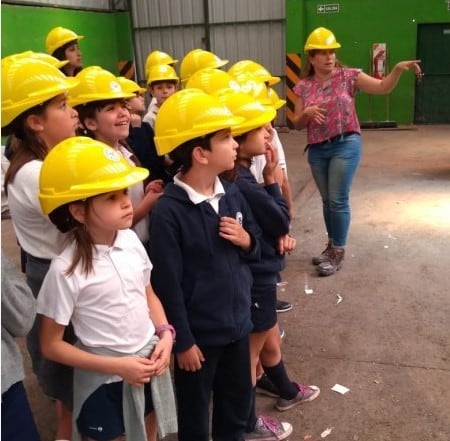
37, 229, 178, 440
149, 176, 261, 441
235, 166, 290, 331
127, 122, 172, 184
6, 159, 75, 408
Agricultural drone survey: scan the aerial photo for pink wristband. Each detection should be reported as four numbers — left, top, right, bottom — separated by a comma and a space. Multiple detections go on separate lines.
155, 324, 176, 341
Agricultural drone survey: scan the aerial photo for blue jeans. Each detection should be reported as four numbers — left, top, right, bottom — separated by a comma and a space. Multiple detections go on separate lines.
308, 133, 361, 247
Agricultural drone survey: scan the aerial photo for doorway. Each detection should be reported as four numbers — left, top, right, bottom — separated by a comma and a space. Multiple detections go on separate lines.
414, 23, 450, 124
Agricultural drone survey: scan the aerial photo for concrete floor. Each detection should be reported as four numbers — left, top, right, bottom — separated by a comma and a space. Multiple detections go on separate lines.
1, 125, 450, 440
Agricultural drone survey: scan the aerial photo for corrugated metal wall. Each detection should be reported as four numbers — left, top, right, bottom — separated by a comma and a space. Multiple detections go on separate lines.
3, 0, 127, 10
130, 0, 286, 125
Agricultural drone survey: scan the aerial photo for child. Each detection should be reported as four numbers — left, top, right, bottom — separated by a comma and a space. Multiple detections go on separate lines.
218, 90, 320, 438
45, 26, 84, 76
37, 136, 177, 441
2, 55, 79, 440
149, 88, 290, 441
143, 64, 179, 129
1, 252, 41, 441
70, 66, 163, 250
117, 76, 172, 183
144, 50, 178, 81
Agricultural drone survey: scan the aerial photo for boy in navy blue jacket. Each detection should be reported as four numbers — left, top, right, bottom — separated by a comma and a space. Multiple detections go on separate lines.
149, 89, 261, 441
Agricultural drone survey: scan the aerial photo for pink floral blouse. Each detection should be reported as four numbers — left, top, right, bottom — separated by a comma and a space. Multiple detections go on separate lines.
293, 67, 362, 144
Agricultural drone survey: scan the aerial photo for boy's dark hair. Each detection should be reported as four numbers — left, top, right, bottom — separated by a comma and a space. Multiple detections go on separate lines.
168, 134, 213, 174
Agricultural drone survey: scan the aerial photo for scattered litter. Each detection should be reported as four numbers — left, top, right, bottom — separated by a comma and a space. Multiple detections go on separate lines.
388, 233, 397, 240
336, 294, 343, 304
321, 427, 334, 438
331, 383, 350, 395
383, 245, 389, 249
373, 379, 381, 384
304, 273, 314, 295
277, 280, 288, 293
304, 435, 313, 441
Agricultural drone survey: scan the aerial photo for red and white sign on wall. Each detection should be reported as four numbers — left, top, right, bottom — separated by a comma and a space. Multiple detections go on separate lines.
372, 43, 387, 79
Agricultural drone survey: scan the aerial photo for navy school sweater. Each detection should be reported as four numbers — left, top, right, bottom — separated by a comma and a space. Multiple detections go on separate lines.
234, 166, 290, 285
148, 179, 261, 353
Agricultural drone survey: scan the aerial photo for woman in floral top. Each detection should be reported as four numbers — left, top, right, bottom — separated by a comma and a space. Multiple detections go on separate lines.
293, 27, 421, 276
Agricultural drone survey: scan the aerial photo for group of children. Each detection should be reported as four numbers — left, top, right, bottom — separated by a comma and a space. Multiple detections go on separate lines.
2, 26, 320, 441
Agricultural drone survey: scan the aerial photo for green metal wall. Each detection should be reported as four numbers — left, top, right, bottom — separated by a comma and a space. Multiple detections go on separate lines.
1, 4, 133, 76
286, 0, 450, 124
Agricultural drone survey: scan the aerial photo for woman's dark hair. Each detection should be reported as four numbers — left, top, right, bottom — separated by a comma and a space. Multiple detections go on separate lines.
48, 201, 95, 276
52, 40, 83, 76
168, 133, 214, 174
3, 101, 51, 191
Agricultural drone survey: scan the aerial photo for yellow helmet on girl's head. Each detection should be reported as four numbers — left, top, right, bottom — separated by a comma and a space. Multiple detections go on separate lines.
39, 136, 149, 215
146, 64, 179, 86
2, 51, 69, 69
68, 66, 135, 107
45, 26, 84, 55
304, 27, 341, 52
1, 57, 78, 128
214, 89, 276, 137
154, 88, 244, 156
180, 49, 228, 84
228, 60, 280, 86
267, 88, 286, 110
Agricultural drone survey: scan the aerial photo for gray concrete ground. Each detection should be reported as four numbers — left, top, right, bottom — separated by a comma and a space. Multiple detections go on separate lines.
1, 125, 450, 440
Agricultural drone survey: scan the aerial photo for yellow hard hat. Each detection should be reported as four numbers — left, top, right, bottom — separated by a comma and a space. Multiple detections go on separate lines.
39, 136, 149, 215
180, 49, 228, 83
146, 64, 179, 85
230, 72, 272, 105
267, 88, 286, 110
145, 50, 178, 77
154, 88, 244, 156
228, 60, 280, 86
68, 66, 135, 107
2, 50, 69, 69
45, 26, 84, 55
304, 27, 341, 52
1, 57, 78, 128
214, 89, 276, 137
116, 76, 146, 95
185, 68, 240, 94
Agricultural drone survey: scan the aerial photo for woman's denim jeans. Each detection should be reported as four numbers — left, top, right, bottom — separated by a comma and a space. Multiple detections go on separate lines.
308, 133, 361, 247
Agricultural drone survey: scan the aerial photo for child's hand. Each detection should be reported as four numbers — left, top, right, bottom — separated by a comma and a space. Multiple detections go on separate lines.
176, 345, 205, 372
145, 179, 164, 194
116, 356, 155, 386
130, 113, 143, 128
219, 216, 251, 251
262, 142, 279, 184
277, 233, 296, 255
148, 334, 173, 376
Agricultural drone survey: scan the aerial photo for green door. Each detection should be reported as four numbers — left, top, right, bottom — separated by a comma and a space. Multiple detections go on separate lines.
414, 23, 450, 124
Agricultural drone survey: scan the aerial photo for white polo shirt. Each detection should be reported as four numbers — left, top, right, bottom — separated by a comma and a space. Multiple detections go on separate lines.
37, 229, 154, 353
6, 160, 65, 258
